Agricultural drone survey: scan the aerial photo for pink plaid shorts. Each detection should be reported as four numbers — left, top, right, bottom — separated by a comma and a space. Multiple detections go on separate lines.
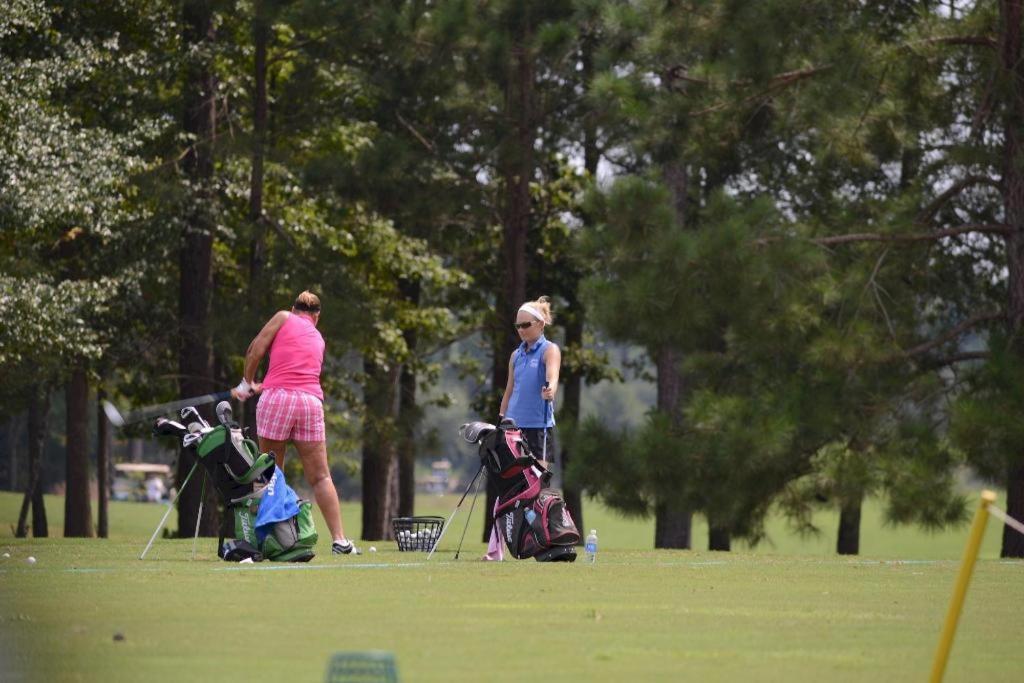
256, 388, 326, 442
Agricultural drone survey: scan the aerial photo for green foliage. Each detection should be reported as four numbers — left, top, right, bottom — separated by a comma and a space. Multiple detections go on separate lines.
0, 0, 158, 413
949, 339, 1024, 481
570, 0, 1001, 547
1, 0, 1015, 555
0, 278, 115, 367
565, 414, 648, 516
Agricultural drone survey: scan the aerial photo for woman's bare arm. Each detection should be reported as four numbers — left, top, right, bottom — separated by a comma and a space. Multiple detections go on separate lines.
498, 352, 516, 418
542, 343, 561, 401
243, 311, 290, 384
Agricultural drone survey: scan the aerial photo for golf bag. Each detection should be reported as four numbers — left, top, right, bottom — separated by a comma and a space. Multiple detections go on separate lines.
156, 416, 318, 562
195, 424, 318, 563
464, 419, 580, 562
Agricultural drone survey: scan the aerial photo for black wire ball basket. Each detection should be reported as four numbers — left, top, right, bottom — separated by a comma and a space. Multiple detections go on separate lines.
391, 516, 445, 552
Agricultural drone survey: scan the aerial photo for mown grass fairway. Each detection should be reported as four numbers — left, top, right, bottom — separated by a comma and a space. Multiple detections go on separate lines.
1, 491, 1021, 682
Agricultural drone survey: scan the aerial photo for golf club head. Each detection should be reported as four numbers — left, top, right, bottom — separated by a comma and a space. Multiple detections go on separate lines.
215, 400, 233, 427
179, 406, 209, 429
102, 400, 125, 428
153, 417, 188, 438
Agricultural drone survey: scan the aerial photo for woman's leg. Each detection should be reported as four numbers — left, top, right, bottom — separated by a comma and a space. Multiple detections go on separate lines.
524, 428, 557, 470
258, 438, 289, 470
255, 389, 294, 469
293, 439, 347, 542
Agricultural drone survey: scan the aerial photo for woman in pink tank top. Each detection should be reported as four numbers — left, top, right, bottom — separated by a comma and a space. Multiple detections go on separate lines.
232, 291, 359, 555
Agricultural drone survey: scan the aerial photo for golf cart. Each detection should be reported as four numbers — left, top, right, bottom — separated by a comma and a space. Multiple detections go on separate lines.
112, 463, 172, 503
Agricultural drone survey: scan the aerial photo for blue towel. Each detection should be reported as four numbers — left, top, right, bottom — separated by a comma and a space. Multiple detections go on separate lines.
254, 466, 301, 543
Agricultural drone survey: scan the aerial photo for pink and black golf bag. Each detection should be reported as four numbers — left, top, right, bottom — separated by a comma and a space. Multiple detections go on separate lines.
461, 419, 580, 562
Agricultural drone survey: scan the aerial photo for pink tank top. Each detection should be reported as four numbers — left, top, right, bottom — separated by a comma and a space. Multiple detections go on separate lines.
261, 313, 325, 400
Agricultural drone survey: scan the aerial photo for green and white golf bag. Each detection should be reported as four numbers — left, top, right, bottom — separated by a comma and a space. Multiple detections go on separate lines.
194, 425, 318, 563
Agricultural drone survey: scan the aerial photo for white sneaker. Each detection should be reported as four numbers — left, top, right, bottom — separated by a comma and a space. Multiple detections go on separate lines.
332, 539, 360, 555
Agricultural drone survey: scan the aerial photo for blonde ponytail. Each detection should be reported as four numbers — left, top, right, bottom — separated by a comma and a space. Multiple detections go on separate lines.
519, 296, 553, 325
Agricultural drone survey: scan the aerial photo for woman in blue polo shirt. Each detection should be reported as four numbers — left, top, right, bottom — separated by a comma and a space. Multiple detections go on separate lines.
499, 296, 561, 468
484, 296, 562, 561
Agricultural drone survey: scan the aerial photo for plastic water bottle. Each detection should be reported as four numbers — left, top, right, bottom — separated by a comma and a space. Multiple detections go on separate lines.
584, 529, 598, 564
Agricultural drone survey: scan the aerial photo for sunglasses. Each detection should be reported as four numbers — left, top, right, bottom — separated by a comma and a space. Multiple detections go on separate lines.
513, 321, 535, 330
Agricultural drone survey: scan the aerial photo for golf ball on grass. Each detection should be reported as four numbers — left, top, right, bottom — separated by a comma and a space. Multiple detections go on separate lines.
2, 552, 9, 558
26, 556, 36, 565
369, 546, 377, 553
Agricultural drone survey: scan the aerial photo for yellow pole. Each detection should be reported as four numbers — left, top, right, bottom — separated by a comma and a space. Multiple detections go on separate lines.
928, 489, 996, 683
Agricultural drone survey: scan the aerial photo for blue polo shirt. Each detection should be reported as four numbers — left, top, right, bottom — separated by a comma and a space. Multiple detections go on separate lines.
506, 335, 555, 429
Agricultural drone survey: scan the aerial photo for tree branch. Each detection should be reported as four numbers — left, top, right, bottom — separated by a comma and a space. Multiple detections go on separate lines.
922, 351, 991, 370
901, 311, 1004, 359
915, 175, 1002, 224
266, 25, 352, 67
913, 35, 998, 49
396, 112, 435, 153
663, 66, 712, 90
690, 66, 832, 117
808, 223, 1010, 246
768, 65, 833, 87
756, 223, 1011, 247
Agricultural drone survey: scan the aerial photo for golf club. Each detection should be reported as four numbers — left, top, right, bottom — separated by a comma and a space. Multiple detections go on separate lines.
542, 382, 551, 463
427, 464, 485, 561
180, 405, 211, 430
191, 469, 208, 561
140, 460, 200, 560
103, 390, 232, 428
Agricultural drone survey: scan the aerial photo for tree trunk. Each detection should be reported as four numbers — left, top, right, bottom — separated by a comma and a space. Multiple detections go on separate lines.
248, 0, 269, 299
560, 310, 584, 540
663, 162, 689, 231
16, 390, 49, 538
96, 386, 110, 538
29, 391, 50, 537
6, 412, 26, 491
651, 159, 696, 549
485, 16, 535, 541
178, 0, 220, 538
31, 471, 47, 537
836, 496, 862, 555
397, 363, 417, 518
653, 346, 692, 549
654, 500, 692, 549
362, 359, 401, 540
1004, 457, 1024, 557
1000, 0, 1024, 558
130, 438, 143, 463
500, 15, 534, 327
385, 444, 401, 537
708, 524, 731, 552
64, 368, 93, 537
243, 0, 270, 434
397, 280, 421, 519
556, 33, 599, 540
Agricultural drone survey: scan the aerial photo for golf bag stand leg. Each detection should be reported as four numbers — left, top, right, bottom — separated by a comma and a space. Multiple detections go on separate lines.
427, 464, 484, 561
454, 468, 484, 560
139, 461, 200, 560
191, 469, 209, 560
